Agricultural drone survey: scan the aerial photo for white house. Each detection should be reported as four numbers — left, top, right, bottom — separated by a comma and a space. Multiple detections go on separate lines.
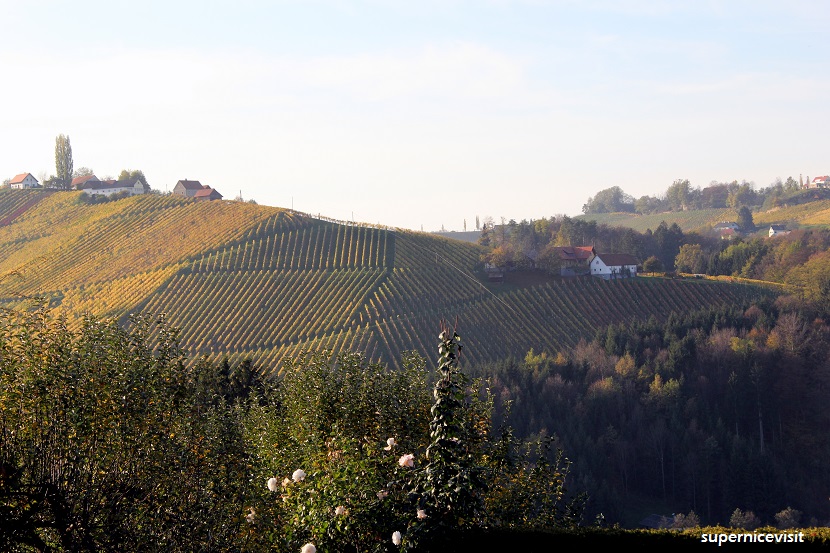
9, 173, 39, 189
81, 178, 146, 197
809, 176, 829, 189
589, 253, 639, 280
768, 225, 790, 238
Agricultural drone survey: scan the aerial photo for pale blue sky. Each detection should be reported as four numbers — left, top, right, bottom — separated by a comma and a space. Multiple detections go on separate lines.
2, 1, 828, 230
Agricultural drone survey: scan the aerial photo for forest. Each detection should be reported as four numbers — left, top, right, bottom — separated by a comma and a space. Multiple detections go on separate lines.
473, 297, 830, 526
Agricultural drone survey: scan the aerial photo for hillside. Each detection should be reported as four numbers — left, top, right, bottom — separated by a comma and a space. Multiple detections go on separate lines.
577, 198, 830, 233
0, 189, 769, 374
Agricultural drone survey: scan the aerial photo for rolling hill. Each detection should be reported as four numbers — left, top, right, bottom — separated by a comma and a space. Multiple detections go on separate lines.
577, 197, 830, 233
0, 189, 770, 374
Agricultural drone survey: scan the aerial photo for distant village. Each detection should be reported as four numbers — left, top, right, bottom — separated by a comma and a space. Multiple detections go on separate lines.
6, 172, 223, 202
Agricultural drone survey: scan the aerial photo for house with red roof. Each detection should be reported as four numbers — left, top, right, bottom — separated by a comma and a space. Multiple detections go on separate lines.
193, 186, 223, 202
811, 176, 830, 188
589, 253, 639, 280
553, 246, 595, 277
172, 179, 223, 201
9, 173, 39, 189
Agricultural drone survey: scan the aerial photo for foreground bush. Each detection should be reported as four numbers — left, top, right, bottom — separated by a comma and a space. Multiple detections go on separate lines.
1, 308, 585, 551
0, 306, 250, 551
245, 328, 586, 552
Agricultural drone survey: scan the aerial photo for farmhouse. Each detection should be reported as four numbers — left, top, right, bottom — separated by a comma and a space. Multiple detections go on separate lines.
768, 225, 790, 238
71, 174, 101, 189
173, 179, 204, 197
589, 253, 639, 280
173, 179, 223, 201
9, 173, 39, 189
809, 176, 829, 189
81, 178, 146, 197
554, 246, 595, 277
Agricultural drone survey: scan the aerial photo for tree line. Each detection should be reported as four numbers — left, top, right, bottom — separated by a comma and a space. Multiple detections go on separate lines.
582, 177, 808, 215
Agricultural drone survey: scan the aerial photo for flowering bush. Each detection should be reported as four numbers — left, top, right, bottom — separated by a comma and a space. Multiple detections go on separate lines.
267, 477, 279, 492
398, 454, 415, 468
241, 329, 587, 552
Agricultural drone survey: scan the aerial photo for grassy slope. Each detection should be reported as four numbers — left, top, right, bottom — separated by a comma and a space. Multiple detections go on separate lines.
578, 199, 830, 233
0, 189, 770, 374
576, 208, 738, 232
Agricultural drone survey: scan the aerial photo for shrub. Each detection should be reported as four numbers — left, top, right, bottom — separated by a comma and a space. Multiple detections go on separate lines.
672, 511, 700, 529
729, 508, 761, 530
775, 506, 802, 529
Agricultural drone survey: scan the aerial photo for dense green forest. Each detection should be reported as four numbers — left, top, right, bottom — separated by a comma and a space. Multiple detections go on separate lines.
472, 298, 830, 526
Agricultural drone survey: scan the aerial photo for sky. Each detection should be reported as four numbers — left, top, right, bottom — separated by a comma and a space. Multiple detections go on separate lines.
1, 1, 828, 231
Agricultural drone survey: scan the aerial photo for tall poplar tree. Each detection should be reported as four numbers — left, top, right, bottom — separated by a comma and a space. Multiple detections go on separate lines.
55, 134, 73, 189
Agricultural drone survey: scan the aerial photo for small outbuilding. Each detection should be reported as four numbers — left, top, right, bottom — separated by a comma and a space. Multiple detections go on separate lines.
193, 186, 223, 202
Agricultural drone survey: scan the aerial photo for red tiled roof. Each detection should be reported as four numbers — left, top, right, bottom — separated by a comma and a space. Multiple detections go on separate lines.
9, 173, 33, 184
555, 246, 594, 261
193, 186, 222, 199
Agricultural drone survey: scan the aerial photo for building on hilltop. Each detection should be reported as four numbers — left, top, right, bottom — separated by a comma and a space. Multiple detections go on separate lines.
71, 174, 101, 190
193, 186, 223, 202
809, 176, 830, 189
173, 179, 223, 201
80, 178, 146, 197
9, 173, 39, 189
173, 179, 205, 197
589, 252, 639, 280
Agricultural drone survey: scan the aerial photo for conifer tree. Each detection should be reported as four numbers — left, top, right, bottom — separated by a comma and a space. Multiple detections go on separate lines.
55, 134, 73, 189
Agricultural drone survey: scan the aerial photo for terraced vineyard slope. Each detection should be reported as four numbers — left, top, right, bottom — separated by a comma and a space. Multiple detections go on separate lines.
0, 189, 770, 373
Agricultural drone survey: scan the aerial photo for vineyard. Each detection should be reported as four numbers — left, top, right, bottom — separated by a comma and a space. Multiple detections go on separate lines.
0, 190, 773, 373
